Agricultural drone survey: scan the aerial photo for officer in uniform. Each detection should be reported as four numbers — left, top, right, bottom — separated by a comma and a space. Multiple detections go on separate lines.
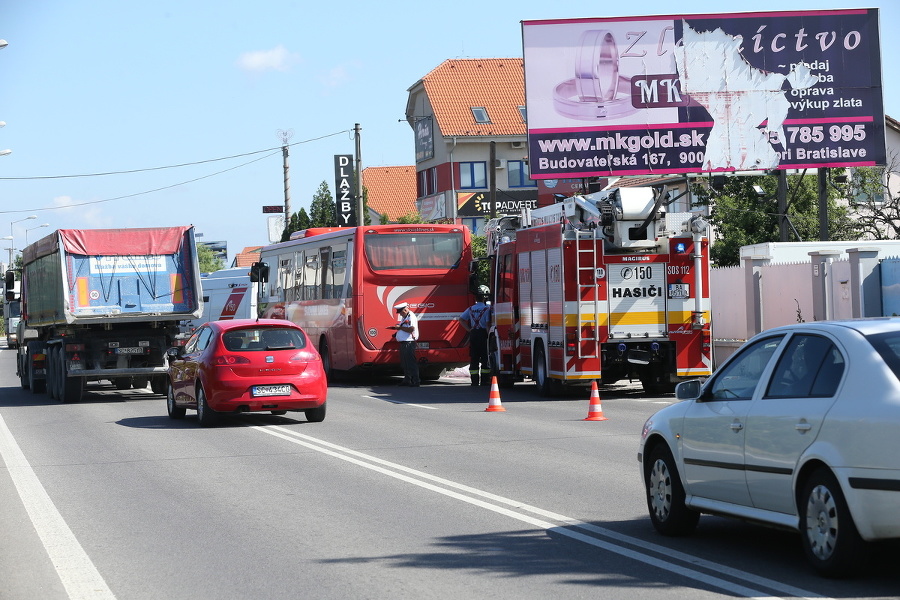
389, 302, 420, 386
459, 285, 493, 386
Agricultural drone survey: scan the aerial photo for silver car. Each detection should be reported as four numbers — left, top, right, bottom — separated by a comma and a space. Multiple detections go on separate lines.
639, 318, 900, 577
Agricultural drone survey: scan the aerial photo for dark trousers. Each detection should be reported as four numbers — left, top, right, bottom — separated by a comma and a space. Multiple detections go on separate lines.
468, 328, 490, 385
399, 341, 420, 385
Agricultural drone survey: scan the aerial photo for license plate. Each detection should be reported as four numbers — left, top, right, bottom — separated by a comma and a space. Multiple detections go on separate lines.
251, 384, 292, 397
416, 342, 429, 350
115, 347, 146, 355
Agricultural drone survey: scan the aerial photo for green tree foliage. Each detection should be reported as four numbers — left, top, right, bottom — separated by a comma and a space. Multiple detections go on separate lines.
309, 181, 337, 228
197, 244, 224, 273
693, 172, 860, 267
396, 212, 424, 224
281, 207, 311, 242
846, 165, 900, 239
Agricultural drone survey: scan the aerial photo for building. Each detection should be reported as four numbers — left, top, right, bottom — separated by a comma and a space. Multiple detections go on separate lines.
360, 166, 417, 223
405, 58, 537, 235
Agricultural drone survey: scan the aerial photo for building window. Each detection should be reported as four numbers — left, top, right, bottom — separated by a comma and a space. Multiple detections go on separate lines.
471, 107, 490, 124
518, 106, 527, 123
507, 160, 534, 188
460, 162, 487, 189
418, 167, 437, 197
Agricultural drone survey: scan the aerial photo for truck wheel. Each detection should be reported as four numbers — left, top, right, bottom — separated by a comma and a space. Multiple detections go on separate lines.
150, 375, 167, 395
534, 345, 555, 397
19, 354, 29, 389
27, 344, 46, 394
46, 347, 59, 401
60, 352, 83, 404
195, 386, 217, 427
115, 378, 133, 391
132, 377, 149, 389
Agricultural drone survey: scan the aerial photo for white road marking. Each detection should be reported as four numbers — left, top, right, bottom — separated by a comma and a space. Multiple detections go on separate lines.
252, 424, 828, 600
0, 415, 116, 600
365, 395, 439, 409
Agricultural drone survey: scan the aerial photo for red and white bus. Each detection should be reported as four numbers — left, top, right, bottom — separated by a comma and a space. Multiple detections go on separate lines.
257, 224, 473, 381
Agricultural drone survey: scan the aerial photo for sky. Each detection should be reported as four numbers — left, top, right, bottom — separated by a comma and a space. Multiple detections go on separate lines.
1, 1, 897, 266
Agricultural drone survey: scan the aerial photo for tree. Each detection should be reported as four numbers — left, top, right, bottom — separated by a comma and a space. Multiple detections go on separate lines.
693, 172, 861, 267
309, 181, 336, 228
281, 207, 311, 242
846, 161, 900, 239
197, 244, 224, 273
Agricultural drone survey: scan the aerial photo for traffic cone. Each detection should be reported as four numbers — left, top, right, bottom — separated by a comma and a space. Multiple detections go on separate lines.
484, 376, 506, 412
583, 381, 608, 421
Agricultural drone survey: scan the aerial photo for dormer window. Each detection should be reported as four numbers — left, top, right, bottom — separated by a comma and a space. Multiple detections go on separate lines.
518, 106, 527, 123
471, 107, 490, 124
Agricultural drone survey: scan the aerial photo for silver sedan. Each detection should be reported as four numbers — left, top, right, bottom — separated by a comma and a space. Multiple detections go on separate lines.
639, 318, 900, 577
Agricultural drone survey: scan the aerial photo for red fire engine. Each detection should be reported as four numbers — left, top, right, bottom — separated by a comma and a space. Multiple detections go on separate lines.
486, 186, 712, 395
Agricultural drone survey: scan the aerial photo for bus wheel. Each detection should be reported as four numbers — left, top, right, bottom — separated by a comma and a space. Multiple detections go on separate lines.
319, 338, 334, 383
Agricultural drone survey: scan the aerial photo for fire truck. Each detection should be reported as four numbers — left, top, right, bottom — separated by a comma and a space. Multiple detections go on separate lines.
485, 186, 712, 395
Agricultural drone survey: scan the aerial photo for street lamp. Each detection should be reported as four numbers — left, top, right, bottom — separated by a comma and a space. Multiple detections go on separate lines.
9, 215, 36, 266
1, 236, 12, 271
0, 121, 9, 156
25, 223, 49, 245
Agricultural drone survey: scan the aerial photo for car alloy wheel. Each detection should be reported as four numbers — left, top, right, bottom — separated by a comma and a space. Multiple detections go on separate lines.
644, 444, 699, 536
800, 468, 868, 577
167, 382, 186, 419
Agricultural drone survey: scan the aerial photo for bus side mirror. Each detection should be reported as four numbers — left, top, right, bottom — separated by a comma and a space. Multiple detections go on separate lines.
249, 262, 269, 284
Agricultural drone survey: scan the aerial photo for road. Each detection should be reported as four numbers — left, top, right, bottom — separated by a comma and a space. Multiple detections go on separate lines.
0, 346, 897, 600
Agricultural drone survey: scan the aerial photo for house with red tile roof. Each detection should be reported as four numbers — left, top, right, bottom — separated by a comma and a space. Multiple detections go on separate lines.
405, 58, 536, 235
361, 166, 418, 223
231, 246, 262, 268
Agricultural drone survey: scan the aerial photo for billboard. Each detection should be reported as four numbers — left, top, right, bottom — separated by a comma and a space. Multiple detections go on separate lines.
334, 154, 357, 227
522, 9, 884, 179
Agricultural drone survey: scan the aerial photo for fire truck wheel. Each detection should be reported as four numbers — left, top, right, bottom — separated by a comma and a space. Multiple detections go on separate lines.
534, 345, 556, 397
132, 376, 149, 389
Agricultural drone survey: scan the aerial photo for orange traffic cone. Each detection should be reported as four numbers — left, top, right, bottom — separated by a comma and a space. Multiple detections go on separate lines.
583, 381, 608, 421
484, 376, 506, 412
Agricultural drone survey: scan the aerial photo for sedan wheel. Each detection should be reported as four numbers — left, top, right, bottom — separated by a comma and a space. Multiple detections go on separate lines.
166, 382, 186, 419
196, 386, 217, 427
645, 444, 699, 536
799, 468, 868, 577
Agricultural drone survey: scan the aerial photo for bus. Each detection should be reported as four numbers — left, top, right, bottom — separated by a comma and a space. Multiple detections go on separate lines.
256, 224, 473, 381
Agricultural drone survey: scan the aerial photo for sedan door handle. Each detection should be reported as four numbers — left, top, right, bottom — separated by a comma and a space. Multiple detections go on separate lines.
795, 422, 812, 433
730, 421, 744, 432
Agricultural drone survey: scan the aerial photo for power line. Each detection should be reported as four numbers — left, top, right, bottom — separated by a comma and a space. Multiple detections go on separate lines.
0, 130, 349, 180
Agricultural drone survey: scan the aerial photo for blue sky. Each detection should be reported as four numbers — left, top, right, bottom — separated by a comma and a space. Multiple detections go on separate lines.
1, 1, 896, 265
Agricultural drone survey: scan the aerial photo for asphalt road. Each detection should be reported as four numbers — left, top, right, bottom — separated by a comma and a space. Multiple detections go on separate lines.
1, 346, 898, 600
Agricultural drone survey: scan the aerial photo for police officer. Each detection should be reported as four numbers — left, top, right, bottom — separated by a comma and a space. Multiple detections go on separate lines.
389, 302, 420, 386
459, 285, 492, 386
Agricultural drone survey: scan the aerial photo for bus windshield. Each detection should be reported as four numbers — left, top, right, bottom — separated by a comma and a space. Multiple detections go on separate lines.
364, 231, 464, 270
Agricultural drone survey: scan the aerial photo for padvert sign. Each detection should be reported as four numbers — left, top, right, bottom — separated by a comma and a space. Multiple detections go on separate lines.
522, 9, 884, 178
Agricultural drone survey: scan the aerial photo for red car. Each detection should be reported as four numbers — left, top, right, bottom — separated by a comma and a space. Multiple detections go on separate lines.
167, 319, 327, 426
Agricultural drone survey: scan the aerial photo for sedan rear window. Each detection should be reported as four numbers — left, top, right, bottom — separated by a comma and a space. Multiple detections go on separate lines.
865, 331, 900, 381
222, 328, 307, 351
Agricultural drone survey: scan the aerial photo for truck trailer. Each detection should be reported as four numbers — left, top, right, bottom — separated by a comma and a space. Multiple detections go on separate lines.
5, 226, 203, 402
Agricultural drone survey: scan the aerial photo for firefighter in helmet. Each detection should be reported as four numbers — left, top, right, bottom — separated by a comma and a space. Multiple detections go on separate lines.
459, 285, 493, 386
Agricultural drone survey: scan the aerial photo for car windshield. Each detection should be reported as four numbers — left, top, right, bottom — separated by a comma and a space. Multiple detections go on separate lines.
864, 330, 900, 381
222, 327, 307, 351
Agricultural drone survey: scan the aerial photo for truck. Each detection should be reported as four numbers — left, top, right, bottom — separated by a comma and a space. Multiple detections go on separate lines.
181, 267, 256, 334
5, 226, 203, 402
485, 186, 712, 395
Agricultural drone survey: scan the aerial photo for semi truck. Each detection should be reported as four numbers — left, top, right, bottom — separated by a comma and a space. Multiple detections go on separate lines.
5, 226, 203, 402
485, 186, 713, 395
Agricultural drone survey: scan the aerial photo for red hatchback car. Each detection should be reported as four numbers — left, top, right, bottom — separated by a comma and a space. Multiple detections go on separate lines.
167, 319, 327, 426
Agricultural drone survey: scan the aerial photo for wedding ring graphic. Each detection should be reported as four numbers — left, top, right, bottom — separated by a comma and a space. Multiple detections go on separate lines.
553, 30, 636, 120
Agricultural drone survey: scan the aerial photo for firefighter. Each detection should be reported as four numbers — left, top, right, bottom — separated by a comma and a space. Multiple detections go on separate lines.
459, 285, 492, 386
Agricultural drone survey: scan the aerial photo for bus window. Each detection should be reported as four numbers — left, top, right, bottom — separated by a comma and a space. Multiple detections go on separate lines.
364, 232, 463, 270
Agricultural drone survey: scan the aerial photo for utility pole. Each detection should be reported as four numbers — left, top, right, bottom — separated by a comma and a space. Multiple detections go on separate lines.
278, 129, 294, 233
489, 141, 497, 219
818, 167, 829, 241
355, 123, 363, 225
776, 170, 789, 242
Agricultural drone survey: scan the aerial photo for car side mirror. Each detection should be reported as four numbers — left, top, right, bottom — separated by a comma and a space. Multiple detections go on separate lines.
675, 379, 702, 400
167, 346, 185, 359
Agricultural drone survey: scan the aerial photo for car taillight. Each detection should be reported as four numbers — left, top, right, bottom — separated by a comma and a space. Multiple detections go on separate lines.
215, 354, 251, 365
289, 351, 320, 362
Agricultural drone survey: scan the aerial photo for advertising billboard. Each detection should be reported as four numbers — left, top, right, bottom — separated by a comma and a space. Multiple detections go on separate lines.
522, 9, 884, 179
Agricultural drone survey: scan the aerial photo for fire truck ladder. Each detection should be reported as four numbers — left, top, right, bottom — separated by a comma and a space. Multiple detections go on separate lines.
575, 229, 600, 359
